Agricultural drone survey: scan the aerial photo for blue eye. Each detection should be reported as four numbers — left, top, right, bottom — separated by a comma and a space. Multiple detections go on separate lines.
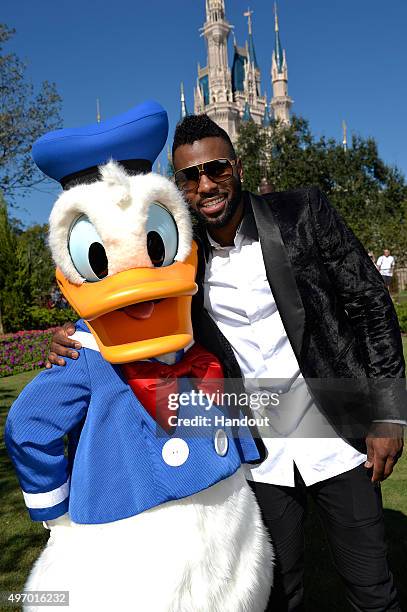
68, 215, 108, 282
146, 203, 178, 267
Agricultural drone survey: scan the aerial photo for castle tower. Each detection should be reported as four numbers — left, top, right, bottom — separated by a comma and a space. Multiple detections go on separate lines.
193, 1, 293, 141
270, 3, 292, 124
203, 0, 232, 104
193, 0, 240, 139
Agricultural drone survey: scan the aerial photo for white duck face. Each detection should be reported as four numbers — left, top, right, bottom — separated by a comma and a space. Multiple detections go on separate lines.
49, 161, 198, 364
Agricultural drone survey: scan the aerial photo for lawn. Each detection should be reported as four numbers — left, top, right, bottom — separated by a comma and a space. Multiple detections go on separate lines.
395, 290, 407, 303
1, 368, 406, 611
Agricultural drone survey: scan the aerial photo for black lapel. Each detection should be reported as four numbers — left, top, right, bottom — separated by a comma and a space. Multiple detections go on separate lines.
248, 192, 305, 360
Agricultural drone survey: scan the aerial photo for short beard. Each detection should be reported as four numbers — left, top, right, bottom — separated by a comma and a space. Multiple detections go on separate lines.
193, 181, 242, 229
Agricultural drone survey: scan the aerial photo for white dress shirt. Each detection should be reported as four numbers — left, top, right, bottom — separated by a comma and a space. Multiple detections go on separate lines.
203, 212, 366, 487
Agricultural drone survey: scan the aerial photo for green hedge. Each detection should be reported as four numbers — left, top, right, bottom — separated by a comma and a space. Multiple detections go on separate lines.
2, 305, 76, 333
394, 301, 407, 334
24, 306, 76, 330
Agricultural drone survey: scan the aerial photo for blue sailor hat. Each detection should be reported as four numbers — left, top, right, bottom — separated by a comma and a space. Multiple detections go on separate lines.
32, 100, 168, 190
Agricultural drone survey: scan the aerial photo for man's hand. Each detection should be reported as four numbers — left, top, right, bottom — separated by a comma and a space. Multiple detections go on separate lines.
365, 422, 404, 482
46, 322, 80, 368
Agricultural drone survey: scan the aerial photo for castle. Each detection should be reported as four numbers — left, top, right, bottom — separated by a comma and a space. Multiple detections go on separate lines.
187, 0, 293, 142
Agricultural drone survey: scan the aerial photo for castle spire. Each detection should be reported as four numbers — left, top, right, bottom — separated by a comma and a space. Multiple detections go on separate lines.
244, 7, 258, 68
244, 7, 253, 35
342, 120, 348, 152
271, 2, 292, 124
180, 82, 188, 119
273, 2, 283, 73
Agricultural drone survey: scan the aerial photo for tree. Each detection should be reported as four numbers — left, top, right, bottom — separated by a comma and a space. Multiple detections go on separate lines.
0, 191, 16, 333
0, 189, 57, 333
0, 24, 62, 201
17, 224, 55, 306
236, 119, 268, 193
236, 117, 407, 263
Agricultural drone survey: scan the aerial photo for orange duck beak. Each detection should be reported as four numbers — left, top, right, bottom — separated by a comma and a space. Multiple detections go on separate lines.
56, 242, 198, 363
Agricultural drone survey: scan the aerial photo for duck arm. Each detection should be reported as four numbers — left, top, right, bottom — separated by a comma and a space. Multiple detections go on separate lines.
5, 355, 91, 521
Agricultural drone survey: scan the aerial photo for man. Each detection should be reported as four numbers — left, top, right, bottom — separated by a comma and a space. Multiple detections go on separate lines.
259, 177, 274, 195
377, 248, 395, 290
49, 114, 406, 611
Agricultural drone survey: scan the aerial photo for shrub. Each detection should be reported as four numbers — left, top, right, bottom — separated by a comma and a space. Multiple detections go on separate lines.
394, 301, 407, 334
3, 305, 76, 333
25, 306, 76, 330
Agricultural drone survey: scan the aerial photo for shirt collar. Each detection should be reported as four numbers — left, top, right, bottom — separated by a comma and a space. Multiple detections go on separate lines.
206, 192, 258, 251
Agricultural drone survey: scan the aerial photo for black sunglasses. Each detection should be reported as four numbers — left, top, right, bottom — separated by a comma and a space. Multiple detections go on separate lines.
174, 158, 238, 192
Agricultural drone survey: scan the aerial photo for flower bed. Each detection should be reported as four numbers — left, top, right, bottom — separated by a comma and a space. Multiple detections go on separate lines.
0, 328, 58, 378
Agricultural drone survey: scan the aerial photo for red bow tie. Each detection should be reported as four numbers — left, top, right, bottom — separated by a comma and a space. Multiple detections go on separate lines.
121, 343, 224, 433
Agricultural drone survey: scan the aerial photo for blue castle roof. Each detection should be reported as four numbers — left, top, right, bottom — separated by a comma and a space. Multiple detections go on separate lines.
248, 31, 258, 68
231, 47, 246, 93
199, 75, 210, 106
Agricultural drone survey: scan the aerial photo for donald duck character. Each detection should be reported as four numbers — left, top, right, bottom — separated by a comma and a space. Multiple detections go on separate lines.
5, 101, 273, 612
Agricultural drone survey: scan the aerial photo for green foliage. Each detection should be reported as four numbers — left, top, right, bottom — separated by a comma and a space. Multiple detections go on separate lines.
0, 24, 62, 201
2, 301, 75, 335
0, 194, 62, 333
16, 224, 55, 306
236, 117, 407, 263
0, 192, 16, 292
25, 305, 76, 330
236, 119, 268, 193
394, 302, 407, 334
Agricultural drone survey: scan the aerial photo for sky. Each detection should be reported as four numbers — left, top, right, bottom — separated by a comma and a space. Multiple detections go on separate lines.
3, 0, 407, 226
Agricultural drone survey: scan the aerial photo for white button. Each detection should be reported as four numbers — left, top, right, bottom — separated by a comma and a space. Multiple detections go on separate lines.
162, 438, 189, 467
214, 429, 228, 456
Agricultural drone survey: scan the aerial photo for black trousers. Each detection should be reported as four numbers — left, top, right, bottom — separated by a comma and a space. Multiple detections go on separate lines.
249, 464, 400, 612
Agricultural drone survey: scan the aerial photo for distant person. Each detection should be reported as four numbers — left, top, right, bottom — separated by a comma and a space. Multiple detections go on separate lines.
258, 177, 274, 195
377, 248, 395, 290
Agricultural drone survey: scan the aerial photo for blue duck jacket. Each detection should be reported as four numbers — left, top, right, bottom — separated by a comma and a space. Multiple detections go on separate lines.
5, 321, 259, 524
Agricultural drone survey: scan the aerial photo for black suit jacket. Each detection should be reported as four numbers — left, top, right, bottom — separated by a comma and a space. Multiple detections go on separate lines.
192, 187, 406, 451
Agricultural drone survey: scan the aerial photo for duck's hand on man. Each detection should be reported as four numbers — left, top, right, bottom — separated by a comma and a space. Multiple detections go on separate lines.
46, 322, 81, 368
365, 422, 404, 483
